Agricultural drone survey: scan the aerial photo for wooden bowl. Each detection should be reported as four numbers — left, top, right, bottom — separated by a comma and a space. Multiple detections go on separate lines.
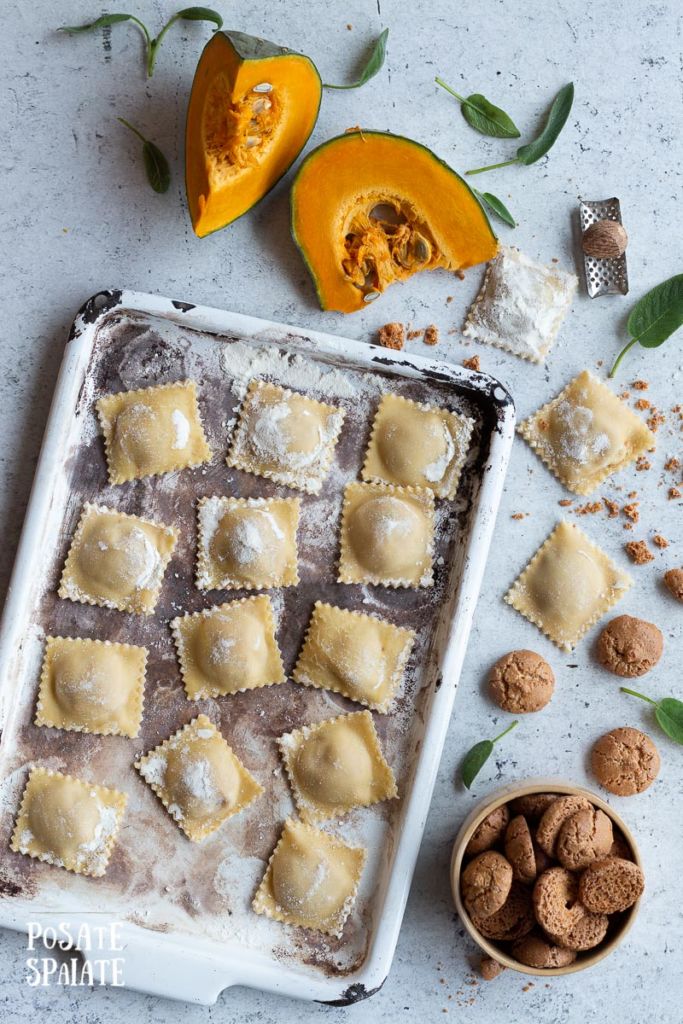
450, 779, 643, 976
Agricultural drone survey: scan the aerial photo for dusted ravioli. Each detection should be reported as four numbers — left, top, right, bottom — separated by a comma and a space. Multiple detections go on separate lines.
227, 380, 345, 494
59, 504, 177, 615
135, 714, 263, 842
293, 602, 414, 712
518, 370, 656, 495
11, 767, 127, 877
362, 393, 473, 498
252, 817, 366, 936
505, 520, 632, 651
279, 710, 397, 823
172, 594, 285, 700
338, 482, 435, 587
35, 636, 146, 737
196, 495, 300, 591
97, 380, 211, 484
463, 246, 577, 363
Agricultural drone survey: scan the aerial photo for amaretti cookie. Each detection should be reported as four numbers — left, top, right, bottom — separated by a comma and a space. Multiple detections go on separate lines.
555, 807, 613, 871
463, 246, 577, 363
292, 602, 414, 712
579, 857, 644, 914
226, 380, 345, 494
252, 817, 366, 937
511, 934, 577, 969
58, 504, 177, 615
536, 795, 592, 857
135, 715, 263, 842
171, 595, 285, 700
465, 804, 510, 857
504, 520, 632, 651
489, 650, 554, 713
361, 393, 473, 498
472, 883, 534, 941
35, 636, 146, 737
532, 867, 584, 936
338, 482, 435, 588
505, 815, 537, 883
97, 379, 211, 484
591, 727, 660, 795
518, 370, 656, 495
461, 850, 513, 920
11, 767, 127, 877
278, 710, 397, 823
196, 495, 300, 591
596, 615, 663, 678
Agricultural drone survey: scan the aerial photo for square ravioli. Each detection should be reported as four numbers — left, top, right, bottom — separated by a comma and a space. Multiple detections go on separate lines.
196, 495, 300, 591
11, 767, 127, 877
252, 817, 366, 937
172, 595, 285, 700
338, 482, 435, 588
463, 246, 578, 362
505, 520, 632, 651
278, 710, 398, 823
362, 393, 474, 498
35, 636, 146, 737
97, 379, 211, 484
59, 504, 177, 615
227, 380, 345, 494
293, 602, 414, 712
135, 714, 263, 842
518, 370, 657, 495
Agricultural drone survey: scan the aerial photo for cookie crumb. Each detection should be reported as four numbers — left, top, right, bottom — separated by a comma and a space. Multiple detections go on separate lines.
479, 957, 505, 981
407, 329, 422, 340
378, 322, 405, 350
647, 410, 665, 432
632, 380, 649, 390
664, 457, 680, 472
511, 512, 527, 520
446, 295, 454, 304
669, 487, 681, 499
664, 568, 683, 601
622, 502, 640, 523
574, 501, 603, 516
652, 534, 669, 549
604, 498, 620, 518
635, 456, 651, 471
558, 498, 573, 507
424, 324, 439, 346
625, 540, 654, 564
634, 398, 651, 410
455, 269, 466, 280
463, 354, 480, 371
619, 391, 631, 401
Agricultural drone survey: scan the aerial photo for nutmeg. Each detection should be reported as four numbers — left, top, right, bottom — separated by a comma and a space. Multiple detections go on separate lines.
582, 219, 628, 259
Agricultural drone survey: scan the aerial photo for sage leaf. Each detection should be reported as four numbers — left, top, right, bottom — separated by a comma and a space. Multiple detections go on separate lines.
58, 13, 144, 33
460, 720, 518, 790
147, 7, 223, 75
118, 117, 170, 193
516, 82, 574, 165
474, 189, 516, 228
466, 82, 575, 175
609, 274, 683, 376
620, 688, 683, 746
435, 78, 520, 138
324, 27, 388, 90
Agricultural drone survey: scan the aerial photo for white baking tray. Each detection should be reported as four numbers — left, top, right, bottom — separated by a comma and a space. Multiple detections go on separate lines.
0, 290, 514, 1005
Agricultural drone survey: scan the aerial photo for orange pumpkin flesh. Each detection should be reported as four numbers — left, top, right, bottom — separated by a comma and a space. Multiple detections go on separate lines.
290, 131, 498, 313
186, 31, 321, 238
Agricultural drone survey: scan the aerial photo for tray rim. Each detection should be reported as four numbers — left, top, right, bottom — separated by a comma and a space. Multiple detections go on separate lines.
0, 289, 515, 1006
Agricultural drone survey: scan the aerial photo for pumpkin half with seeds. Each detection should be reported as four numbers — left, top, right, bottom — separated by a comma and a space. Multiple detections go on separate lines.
290, 130, 498, 313
186, 31, 322, 237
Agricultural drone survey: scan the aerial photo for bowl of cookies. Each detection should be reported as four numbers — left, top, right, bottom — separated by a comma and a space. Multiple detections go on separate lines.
450, 781, 644, 976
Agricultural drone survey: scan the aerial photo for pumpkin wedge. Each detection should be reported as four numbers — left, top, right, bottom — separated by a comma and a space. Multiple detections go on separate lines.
290, 130, 498, 313
186, 31, 322, 237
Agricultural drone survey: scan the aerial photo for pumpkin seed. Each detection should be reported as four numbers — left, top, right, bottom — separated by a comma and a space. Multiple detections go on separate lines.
412, 235, 431, 263
253, 82, 272, 93
246, 135, 260, 148
363, 290, 380, 302
252, 98, 271, 114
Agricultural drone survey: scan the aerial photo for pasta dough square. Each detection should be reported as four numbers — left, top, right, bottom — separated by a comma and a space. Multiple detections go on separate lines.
252, 817, 366, 937
463, 246, 578, 362
135, 714, 263, 842
97, 380, 211, 484
278, 710, 398, 823
227, 380, 345, 494
518, 370, 656, 495
505, 520, 632, 651
11, 767, 127, 877
293, 602, 414, 712
362, 393, 474, 499
338, 482, 435, 588
172, 595, 285, 700
59, 504, 177, 615
35, 636, 146, 737
196, 495, 300, 591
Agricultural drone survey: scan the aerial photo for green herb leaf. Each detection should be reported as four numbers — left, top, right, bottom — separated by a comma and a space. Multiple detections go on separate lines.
58, 13, 142, 33
620, 688, 683, 746
466, 82, 574, 176
609, 274, 683, 376
516, 82, 574, 165
118, 117, 170, 193
147, 7, 223, 75
435, 78, 520, 138
324, 27, 388, 90
460, 720, 518, 789
474, 189, 516, 227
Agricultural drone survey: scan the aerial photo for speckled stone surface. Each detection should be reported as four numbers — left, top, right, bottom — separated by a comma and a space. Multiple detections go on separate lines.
1, 1, 681, 1021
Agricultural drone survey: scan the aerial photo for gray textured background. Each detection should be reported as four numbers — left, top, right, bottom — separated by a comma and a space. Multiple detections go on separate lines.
1, 1, 681, 1021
